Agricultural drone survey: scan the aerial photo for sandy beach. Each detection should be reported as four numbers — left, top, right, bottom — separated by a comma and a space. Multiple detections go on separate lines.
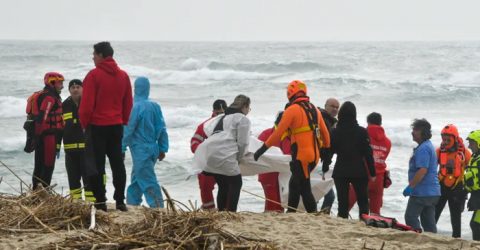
1, 202, 480, 250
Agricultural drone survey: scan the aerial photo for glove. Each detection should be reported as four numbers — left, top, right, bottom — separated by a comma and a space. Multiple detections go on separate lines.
254, 144, 268, 161
158, 152, 166, 161
403, 185, 413, 197
322, 162, 330, 174
56, 151, 60, 159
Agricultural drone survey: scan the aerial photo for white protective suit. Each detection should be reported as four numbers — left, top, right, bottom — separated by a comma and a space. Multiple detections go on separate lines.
194, 113, 250, 176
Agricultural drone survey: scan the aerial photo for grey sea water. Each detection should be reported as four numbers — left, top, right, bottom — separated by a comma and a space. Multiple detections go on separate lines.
0, 41, 479, 238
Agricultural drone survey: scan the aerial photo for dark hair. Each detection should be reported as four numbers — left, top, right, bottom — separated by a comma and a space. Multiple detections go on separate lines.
338, 101, 357, 122
93, 41, 114, 58
68, 79, 82, 89
212, 99, 227, 111
411, 118, 432, 140
367, 112, 382, 125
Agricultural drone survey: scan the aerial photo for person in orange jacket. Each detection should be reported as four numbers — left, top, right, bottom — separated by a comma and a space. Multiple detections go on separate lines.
254, 80, 330, 213
257, 111, 291, 212
435, 124, 471, 238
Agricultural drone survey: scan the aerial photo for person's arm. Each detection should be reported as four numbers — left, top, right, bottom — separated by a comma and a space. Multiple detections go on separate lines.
409, 168, 428, 187
265, 107, 293, 148
317, 109, 330, 148
236, 116, 251, 161
36, 95, 56, 135
79, 72, 95, 129
122, 104, 140, 152
156, 104, 169, 160
122, 74, 133, 125
360, 129, 376, 178
190, 123, 205, 153
409, 146, 431, 187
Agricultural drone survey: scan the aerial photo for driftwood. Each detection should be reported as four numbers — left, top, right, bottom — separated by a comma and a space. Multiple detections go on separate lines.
0, 186, 275, 249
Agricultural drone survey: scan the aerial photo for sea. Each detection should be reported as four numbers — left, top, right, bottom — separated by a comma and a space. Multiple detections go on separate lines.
0, 41, 479, 238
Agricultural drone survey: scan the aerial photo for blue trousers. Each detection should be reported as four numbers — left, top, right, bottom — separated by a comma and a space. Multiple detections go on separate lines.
126, 147, 164, 208
405, 196, 440, 233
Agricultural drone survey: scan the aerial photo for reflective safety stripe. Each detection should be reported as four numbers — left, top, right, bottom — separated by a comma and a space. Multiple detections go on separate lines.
64, 143, 86, 149
103, 174, 107, 186
63, 112, 73, 120
291, 126, 312, 135
475, 210, 480, 224
56, 144, 61, 150
201, 201, 215, 209
280, 125, 323, 147
69, 188, 82, 199
85, 191, 96, 202
192, 134, 205, 142
73, 118, 77, 124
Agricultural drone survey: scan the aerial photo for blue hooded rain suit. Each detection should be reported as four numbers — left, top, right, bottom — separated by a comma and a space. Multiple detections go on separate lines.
123, 77, 169, 208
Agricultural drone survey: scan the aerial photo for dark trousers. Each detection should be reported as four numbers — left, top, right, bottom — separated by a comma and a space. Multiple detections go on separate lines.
87, 125, 126, 204
208, 173, 242, 212
65, 151, 94, 200
435, 184, 467, 238
471, 210, 480, 241
321, 189, 336, 211
335, 177, 369, 218
287, 161, 317, 213
33, 134, 57, 188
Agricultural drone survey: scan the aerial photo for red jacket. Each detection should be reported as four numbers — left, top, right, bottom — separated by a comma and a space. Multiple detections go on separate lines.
79, 57, 133, 128
190, 113, 217, 153
35, 87, 64, 136
367, 124, 391, 175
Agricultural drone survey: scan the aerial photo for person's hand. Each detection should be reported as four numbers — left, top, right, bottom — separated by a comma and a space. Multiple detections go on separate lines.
403, 185, 413, 197
370, 176, 376, 183
322, 162, 329, 175
158, 152, 166, 161
254, 144, 268, 161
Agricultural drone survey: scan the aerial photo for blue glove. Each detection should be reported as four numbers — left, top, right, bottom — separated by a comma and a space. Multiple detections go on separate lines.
56, 151, 61, 159
403, 185, 413, 197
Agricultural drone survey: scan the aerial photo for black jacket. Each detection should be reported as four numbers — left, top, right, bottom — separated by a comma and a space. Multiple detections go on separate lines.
324, 101, 375, 179
62, 97, 85, 152
319, 108, 337, 169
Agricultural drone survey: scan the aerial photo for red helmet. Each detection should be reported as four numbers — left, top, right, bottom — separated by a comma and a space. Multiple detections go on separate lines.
287, 80, 307, 99
44, 72, 64, 86
441, 124, 459, 138
441, 124, 459, 149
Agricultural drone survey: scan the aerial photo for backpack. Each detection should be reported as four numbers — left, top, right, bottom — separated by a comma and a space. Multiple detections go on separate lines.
23, 90, 46, 153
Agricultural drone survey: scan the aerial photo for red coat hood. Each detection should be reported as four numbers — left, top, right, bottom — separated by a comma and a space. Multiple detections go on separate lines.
97, 57, 120, 75
368, 124, 387, 141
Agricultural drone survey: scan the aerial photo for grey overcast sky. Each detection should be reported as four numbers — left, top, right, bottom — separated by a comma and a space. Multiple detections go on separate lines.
1, 0, 480, 41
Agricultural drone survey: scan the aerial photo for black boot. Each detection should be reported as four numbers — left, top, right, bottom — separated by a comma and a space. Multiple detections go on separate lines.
95, 203, 107, 212
116, 202, 128, 212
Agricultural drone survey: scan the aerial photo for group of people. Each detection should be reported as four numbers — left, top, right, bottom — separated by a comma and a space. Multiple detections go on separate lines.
190, 80, 480, 240
25, 41, 168, 212
23, 41, 480, 241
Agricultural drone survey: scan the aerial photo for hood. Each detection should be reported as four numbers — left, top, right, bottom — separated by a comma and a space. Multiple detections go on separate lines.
134, 77, 150, 102
97, 57, 120, 75
337, 101, 357, 126
367, 125, 386, 141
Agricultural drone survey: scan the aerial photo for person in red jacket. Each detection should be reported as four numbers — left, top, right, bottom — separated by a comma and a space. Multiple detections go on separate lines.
32, 72, 65, 189
348, 112, 391, 215
258, 111, 291, 212
79, 41, 133, 212
190, 99, 227, 210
